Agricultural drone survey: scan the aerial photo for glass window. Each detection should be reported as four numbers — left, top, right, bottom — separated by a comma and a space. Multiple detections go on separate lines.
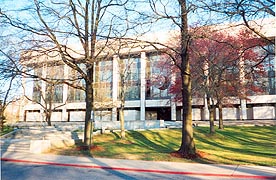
68, 66, 85, 102
146, 53, 171, 99
246, 44, 275, 95
266, 44, 275, 95
120, 56, 141, 100
94, 60, 113, 101
95, 60, 112, 82
46, 65, 64, 103
33, 80, 42, 103
32, 67, 42, 103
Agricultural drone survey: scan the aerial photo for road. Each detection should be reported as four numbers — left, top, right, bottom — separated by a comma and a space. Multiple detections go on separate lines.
1, 161, 265, 180
1, 151, 275, 180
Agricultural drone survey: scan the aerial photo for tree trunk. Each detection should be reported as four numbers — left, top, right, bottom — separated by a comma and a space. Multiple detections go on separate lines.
178, 92, 196, 157
119, 79, 126, 139
46, 111, 52, 126
119, 108, 125, 139
84, 68, 94, 146
209, 108, 215, 133
46, 86, 53, 126
218, 103, 224, 129
0, 109, 5, 131
177, 0, 196, 157
207, 97, 215, 134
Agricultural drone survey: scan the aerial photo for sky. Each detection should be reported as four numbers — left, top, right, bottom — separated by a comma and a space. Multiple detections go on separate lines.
1, 0, 275, 102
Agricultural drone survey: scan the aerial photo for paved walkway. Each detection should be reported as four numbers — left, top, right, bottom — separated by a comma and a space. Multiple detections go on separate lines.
1, 151, 276, 179
1, 121, 275, 179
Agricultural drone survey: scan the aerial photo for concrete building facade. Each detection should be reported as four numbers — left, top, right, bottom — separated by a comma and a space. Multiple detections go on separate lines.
18, 20, 275, 129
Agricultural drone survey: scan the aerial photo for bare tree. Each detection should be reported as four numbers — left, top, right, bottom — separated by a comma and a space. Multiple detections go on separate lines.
108, 38, 144, 139
23, 63, 68, 126
0, 74, 19, 130
0, 37, 22, 130
176, 0, 197, 157
197, 0, 275, 51
145, 0, 196, 157
1, 0, 143, 146
117, 54, 141, 139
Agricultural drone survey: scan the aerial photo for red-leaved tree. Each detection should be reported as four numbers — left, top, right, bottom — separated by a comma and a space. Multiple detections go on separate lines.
170, 27, 266, 133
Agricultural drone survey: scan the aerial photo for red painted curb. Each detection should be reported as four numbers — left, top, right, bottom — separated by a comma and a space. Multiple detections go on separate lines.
1, 158, 275, 179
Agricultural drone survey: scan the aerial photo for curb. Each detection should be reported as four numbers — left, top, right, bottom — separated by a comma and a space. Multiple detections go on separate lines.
1, 158, 275, 179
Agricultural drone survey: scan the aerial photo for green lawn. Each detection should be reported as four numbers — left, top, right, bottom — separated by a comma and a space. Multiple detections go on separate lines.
50, 126, 276, 166
0, 126, 14, 136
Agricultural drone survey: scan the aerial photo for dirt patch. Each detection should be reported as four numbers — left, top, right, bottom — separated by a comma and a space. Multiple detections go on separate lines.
196, 150, 209, 158
90, 145, 105, 151
74, 145, 105, 151
170, 150, 208, 159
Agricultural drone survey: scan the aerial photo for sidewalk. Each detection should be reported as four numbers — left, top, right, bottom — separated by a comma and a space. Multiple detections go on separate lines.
1, 151, 276, 179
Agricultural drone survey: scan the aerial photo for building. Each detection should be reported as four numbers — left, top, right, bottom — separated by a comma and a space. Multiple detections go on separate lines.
18, 19, 275, 129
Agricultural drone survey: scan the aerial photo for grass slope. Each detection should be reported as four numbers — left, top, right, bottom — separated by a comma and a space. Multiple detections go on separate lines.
0, 126, 13, 136
49, 126, 276, 166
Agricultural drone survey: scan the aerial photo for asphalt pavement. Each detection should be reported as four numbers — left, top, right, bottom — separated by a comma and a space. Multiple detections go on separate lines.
1, 121, 276, 179
1, 151, 276, 179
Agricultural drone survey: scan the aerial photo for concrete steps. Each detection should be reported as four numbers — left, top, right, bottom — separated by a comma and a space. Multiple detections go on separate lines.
1, 127, 85, 154
1, 140, 30, 153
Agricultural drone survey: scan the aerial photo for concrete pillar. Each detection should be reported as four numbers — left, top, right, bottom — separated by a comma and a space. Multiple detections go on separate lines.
240, 99, 247, 120
41, 65, 47, 105
202, 96, 209, 120
112, 55, 119, 121
239, 53, 246, 98
62, 64, 69, 122
20, 68, 27, 122
274, 104, 276, 120
238, 50, 248, 121
140, 52, 146, 121
274, 41, 276, 95
170, 72, 176, 121
202, 60, 209, 121
171, 101, 176, 121
40, 65, 47, 122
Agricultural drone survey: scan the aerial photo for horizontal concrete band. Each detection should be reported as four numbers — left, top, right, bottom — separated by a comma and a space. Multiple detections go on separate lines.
1, 158, 275, 179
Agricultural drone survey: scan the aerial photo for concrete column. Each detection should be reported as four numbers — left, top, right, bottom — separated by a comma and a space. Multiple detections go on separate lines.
40, 65, 47, 122
240, 99, 247, 120
239, 50, 247, 121
274, 44, 276, 94
20, 67, 27, 122
62, 64, 69, 122
112, 55, 119, 121
41, 65, 47, 105
239, 53, 246, 98
171, 102, 176, 121
170, 72, 176, 121
202, 96, 209, 120
140, 52, 146, 121
274, 104, 276, 120
202, 60, 209, 121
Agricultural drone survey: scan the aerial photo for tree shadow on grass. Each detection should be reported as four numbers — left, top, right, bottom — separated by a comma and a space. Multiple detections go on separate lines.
196, 134, 273, 156
220, 130, 275, 157
193, 127, 276, 165
217, 126, 276, 146
57, 127, 275, 165
111, 131, 121, 140
127, 130, 173, 153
